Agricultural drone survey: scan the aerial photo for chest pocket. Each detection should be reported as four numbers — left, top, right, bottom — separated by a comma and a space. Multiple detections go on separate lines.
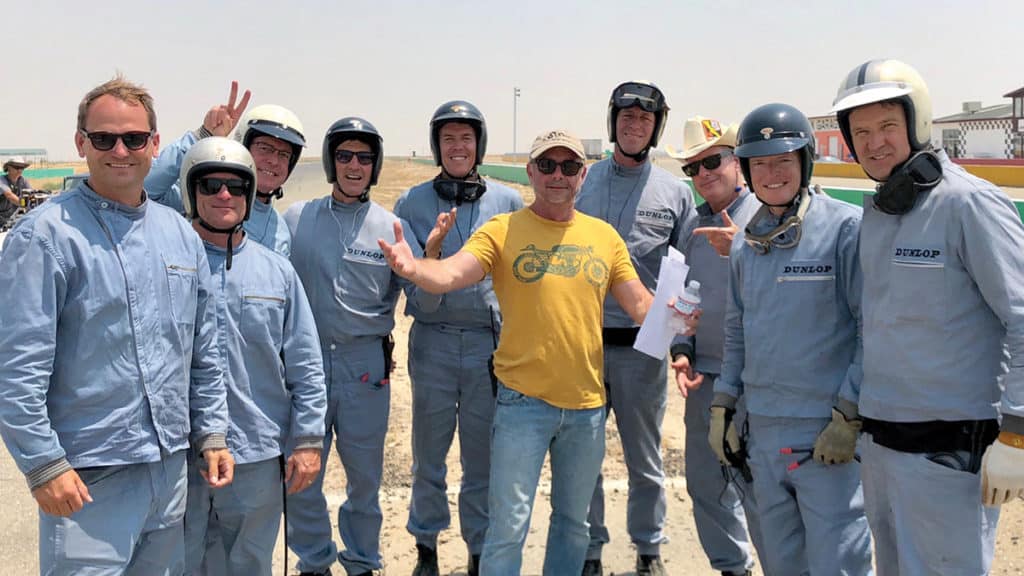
340, 248, 392, 302
774, 260, 837, 321
240, 291, 287, 348
888, 247, 946, 324
165, 262, 198, 328
628, 210, 675, 259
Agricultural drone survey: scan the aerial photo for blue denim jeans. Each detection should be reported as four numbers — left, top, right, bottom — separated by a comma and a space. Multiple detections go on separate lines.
480, 383, 607, 576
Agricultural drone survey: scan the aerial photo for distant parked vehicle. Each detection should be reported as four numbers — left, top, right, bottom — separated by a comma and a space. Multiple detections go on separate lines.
817, 155, 843, 163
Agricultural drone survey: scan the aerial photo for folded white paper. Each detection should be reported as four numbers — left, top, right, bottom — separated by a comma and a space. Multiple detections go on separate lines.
633, 246, 689, 359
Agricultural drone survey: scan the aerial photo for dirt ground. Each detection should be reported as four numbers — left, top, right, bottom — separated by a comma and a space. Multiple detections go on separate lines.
1, 159, 1022, 575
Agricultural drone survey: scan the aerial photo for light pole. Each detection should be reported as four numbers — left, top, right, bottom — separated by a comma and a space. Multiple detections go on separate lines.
513, 86, 521, 155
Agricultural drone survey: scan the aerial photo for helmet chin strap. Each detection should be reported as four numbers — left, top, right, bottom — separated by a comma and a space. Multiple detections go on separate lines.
256, 187, 283, 201
335, 183, 370, 203
617, 143, 650, 163
198, 219, 243, 270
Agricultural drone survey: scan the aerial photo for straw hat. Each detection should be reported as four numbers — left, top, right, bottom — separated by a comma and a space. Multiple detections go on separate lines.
666, 117, 738, 161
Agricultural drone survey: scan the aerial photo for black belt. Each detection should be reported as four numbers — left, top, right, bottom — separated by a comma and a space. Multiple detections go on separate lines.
603, 327, 640, 347
863, 418, 998, 455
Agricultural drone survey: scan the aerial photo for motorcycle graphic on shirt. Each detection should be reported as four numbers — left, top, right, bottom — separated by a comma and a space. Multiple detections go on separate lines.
512, 243, 609, 287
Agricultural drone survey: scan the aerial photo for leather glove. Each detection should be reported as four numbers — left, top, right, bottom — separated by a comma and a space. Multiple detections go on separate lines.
708, 394, 741, 466
813, 405, 862, 465
981, 432, 1024, 507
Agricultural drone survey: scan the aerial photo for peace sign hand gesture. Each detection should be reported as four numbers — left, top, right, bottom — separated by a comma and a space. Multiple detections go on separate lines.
202, 81, 252, 137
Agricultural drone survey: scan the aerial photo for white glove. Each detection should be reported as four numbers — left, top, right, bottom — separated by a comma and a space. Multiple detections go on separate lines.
981, 435, 1024, 507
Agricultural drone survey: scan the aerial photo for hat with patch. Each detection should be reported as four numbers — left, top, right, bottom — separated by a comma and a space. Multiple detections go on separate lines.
666, 116, 738, 161
529, 129, 586, 161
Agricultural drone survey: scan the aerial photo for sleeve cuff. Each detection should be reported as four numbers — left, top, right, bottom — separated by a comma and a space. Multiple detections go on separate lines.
293, 437, 324, 452
670, 341, 695, 365
194, 433, 228, 453
26, 457, 73, 491
836, 398, 861, 421
1001, 413, 1024, 435
711, 392, 738, 410
193, 125, 214, 140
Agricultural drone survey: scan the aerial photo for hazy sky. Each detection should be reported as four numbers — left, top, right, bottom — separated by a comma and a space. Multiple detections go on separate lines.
8, 0, 1023, 161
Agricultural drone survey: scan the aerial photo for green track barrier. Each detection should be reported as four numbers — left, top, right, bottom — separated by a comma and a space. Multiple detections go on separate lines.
4, 168, 74, 179
410, 159, 532, 184
477, 164, 530, 185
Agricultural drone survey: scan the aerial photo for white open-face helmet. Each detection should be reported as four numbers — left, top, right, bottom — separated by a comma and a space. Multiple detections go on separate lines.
180, 137, 257, 222
234, 104, 306, 176
832, 59, 932, 160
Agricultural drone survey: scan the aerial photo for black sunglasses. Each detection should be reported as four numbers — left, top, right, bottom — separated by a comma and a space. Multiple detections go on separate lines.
681, 150, 733, 178
197, 177, 250, 197
335, 149, 376, 166
534, 157, 584, 177
611, 82, 666, 113
79, 129, 154, 151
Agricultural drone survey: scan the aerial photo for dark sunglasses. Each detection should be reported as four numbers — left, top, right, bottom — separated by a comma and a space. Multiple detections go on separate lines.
197, 177, 251, 197
334, 149, 376, 166
681, 150, 733, 178
534, 157, 584, 176
611, 82, 667, 113
79, 129, 154, 151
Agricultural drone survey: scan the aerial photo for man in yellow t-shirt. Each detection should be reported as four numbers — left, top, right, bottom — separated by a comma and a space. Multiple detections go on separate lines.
379, 129, 695, 575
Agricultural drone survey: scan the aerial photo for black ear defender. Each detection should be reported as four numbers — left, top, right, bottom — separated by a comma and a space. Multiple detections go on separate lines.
873, 150, 943, 215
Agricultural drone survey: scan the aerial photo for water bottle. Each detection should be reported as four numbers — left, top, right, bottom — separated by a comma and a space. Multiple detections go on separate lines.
673, 280, 702, 317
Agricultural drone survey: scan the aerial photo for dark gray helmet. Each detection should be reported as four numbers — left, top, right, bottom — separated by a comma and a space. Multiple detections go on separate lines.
607, 81, 670, 150
180, 137, 257, 222
735, 103, 816, 191
322, 117, 383, 186
430, 100, 487, 167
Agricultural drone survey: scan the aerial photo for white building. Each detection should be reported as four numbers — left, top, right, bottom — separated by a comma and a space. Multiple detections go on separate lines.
931, 87, 1024, 160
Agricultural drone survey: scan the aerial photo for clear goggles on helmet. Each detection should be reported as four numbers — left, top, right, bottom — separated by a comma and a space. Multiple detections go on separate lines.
612, 82, 667, 113
744, 186, 812, 255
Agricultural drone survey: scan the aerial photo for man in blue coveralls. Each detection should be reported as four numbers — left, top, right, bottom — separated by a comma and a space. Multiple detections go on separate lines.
833, 58, 1024, 575
393, 100, 523, 576
0, 75, 232, 574
177, 137, 327, 575
283, 117, 440, 576
145, 81, 303, 256
668, 116, 763, 576
711, 102, 873, 574
574, 80, 698, 576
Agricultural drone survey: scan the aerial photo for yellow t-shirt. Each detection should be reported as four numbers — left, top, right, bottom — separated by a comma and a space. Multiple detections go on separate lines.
462, 207, 638, 409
